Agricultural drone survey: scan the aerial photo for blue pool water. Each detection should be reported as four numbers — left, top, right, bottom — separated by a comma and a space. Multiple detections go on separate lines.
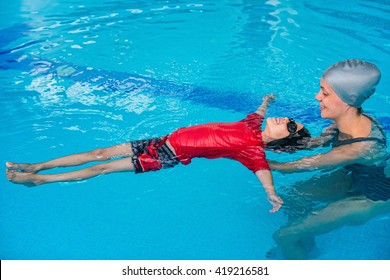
0, 0, 389, 260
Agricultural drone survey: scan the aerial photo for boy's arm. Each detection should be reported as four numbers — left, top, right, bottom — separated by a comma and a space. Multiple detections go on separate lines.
254, 169, 283, 213
255, 93, 275, 117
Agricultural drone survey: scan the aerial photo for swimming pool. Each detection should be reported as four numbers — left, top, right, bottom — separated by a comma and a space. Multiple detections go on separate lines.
1, 0, 389, 260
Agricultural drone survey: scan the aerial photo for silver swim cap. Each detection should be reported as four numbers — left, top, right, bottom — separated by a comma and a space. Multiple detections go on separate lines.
322, 59, 381, 108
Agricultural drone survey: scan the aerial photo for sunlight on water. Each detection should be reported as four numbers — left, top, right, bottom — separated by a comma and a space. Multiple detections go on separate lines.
0, 0, 389, 260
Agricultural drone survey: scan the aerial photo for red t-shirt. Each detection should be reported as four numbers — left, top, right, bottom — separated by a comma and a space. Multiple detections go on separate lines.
168, 113, 269, 172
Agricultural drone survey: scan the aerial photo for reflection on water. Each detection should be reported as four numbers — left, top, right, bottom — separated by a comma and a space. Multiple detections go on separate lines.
0, 0, 389, 260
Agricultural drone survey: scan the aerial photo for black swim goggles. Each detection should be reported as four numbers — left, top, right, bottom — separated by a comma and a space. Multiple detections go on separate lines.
286, 118, 298, 138
266, 118, 298, 148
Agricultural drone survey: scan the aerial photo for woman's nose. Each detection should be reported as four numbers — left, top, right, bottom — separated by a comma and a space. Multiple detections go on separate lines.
315, 91, 322, 101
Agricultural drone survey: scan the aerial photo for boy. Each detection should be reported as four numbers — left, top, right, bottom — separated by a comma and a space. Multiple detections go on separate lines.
7, 94, 311, 212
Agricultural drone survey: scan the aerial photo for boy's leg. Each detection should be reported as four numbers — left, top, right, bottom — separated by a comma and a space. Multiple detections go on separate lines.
6, 157, 135, 186
6, 142, 134, 173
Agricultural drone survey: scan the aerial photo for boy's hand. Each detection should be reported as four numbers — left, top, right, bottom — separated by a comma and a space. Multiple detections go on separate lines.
263, 93, 276, 103
267, 193, 283, 213
255, 93, 275, 116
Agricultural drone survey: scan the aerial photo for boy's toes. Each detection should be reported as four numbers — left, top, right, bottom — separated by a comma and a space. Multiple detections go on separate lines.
6, 162, 15, 170
5, 162, 37, 173
6, 162, 21, 171
6, 169, 16, 181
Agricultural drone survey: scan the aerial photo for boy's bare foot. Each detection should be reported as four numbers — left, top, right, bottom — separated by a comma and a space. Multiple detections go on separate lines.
6, 162, 40, 173
6, 170, 42, 187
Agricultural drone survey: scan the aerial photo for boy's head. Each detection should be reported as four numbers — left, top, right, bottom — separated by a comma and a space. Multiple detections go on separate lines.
263, 118, 311, 153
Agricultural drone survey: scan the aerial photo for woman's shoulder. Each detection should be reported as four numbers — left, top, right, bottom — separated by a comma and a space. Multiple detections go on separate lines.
364, 114, 387, 139
332, 115, 387, 152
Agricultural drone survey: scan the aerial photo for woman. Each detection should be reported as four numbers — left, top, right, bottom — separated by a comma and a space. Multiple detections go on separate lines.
270, 59, 390, 259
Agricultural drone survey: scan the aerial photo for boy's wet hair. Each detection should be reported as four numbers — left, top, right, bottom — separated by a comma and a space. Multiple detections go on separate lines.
266, 127, 311, 153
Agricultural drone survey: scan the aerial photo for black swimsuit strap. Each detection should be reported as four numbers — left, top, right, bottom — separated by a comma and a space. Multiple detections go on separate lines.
333, 135, 386, 148
369, 115, 387, 140
332, 115, 387, 148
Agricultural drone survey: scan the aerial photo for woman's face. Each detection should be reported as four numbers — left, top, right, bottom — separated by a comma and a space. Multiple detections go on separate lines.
315, 79, 349, 120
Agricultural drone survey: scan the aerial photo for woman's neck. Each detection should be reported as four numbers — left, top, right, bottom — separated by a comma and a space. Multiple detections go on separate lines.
334, 111, 371, 139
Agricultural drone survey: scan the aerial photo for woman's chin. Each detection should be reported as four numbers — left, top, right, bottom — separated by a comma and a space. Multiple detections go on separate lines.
320, 110, 330, 119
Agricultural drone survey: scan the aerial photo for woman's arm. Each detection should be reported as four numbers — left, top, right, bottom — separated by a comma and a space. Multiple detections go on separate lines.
255, 93, 275, 117
305, 123, 337, 149
269, 141, 372, 173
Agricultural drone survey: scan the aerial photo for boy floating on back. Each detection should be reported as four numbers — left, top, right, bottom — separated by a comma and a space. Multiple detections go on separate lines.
7, 94, 311, 213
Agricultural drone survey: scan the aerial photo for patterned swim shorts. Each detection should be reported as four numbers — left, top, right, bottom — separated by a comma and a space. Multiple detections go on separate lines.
130, 136, 180, 173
